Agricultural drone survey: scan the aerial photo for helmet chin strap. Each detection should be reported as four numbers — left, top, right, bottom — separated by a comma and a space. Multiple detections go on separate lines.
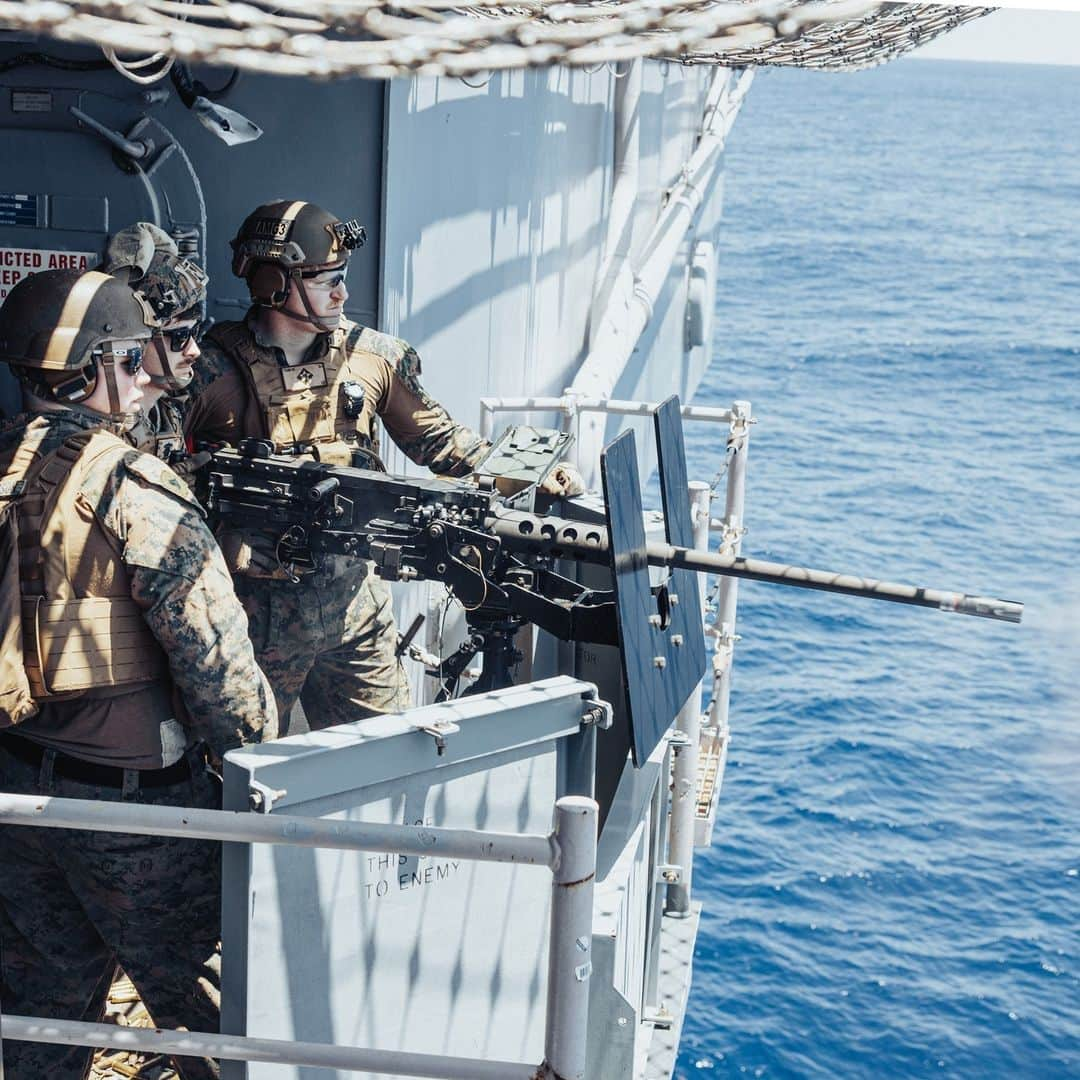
273, 272, 338, 334
99, 348, 124, 417
148, 334, 192, 392
97, 346, 139, 428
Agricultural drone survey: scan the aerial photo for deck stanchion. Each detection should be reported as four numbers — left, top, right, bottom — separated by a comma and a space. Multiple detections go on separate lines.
542, 796, 598, 1080
666, 480, 712, 916
707, 400, 751, 769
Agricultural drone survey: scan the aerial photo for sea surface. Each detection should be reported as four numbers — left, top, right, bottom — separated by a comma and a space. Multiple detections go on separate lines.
676, 59, 1080, 1078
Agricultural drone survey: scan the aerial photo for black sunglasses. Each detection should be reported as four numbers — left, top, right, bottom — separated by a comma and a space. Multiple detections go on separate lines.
93, 344, 144, 376
118, 346, 144, 376
165, 318, 213, 352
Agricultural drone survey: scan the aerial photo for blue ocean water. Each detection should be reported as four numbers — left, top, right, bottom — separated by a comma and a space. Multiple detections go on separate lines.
677, 59, 1080, 1078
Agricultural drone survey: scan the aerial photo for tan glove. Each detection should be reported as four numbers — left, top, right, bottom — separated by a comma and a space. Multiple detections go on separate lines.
539, 463, 586, 497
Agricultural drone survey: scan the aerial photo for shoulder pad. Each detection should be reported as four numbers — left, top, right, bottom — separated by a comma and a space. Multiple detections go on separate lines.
347, 325, 419, 373
122, 451, 203, 513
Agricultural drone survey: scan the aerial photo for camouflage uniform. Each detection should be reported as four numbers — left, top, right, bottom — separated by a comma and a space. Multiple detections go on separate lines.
0, 409, 277, 1080
183, 314, 490, 731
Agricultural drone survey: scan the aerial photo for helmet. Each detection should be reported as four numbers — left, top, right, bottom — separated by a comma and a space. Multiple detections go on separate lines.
230, 200, 365, 331
106, 222, 208, 325
0, 268, 154, 416
106, 222, 210, 391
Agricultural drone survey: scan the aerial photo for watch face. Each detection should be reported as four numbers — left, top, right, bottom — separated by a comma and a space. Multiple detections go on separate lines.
341, 380, 366, 417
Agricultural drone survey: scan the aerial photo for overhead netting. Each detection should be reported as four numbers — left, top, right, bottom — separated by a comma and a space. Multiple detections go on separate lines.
0, 1, 991, 79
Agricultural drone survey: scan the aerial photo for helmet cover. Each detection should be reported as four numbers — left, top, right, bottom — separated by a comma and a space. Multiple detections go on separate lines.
106, 222, 208, 325
0, 269, 154, 372
231, 200, 365, 281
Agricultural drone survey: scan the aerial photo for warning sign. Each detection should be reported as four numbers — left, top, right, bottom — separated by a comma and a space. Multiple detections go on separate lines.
0, 248, 100, 300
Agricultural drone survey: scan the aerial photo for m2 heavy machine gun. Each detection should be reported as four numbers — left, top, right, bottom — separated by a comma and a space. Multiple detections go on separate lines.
200, 397, 1023, 776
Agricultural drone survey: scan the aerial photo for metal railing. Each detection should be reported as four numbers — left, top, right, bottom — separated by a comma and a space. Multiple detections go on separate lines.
663, 399, 752, 913
0, 791, 598, 1080
479, 393, 753, 915
478, 393, 740, 444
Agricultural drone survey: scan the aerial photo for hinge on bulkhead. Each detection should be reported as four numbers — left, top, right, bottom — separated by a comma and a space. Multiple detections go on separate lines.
642, 1004, 675, 1029
655, 862, 683, 885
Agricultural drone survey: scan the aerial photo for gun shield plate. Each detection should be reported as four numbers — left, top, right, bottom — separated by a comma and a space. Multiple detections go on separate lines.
654, 395, 708, 718
601, 429, 703, 765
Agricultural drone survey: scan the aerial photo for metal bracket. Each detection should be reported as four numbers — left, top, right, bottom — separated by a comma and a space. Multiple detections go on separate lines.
655, 863, 682, 885
415, 718, 460, 756
581, 700, 613, 730
248, 780, 287, 814
642, 1004, 675, 1029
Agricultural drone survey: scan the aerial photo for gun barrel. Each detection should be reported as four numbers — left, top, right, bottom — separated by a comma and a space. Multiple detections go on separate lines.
486, 511, 1022, 624
648, 543, 1024, 624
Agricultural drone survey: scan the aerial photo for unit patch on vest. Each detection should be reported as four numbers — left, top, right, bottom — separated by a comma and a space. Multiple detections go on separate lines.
281, 363, 328, 391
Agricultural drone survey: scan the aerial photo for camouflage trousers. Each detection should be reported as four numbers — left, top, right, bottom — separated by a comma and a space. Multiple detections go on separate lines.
0, 741, 222, 1080
235, 557, 412, 734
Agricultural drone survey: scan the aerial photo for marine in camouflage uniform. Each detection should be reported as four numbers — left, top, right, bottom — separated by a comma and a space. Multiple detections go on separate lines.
0, 269, 276, 1080
105, 222, 211, 468
182, 201, 491, 732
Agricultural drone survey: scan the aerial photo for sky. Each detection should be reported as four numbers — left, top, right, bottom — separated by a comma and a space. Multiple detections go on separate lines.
912, 10, 1080, 65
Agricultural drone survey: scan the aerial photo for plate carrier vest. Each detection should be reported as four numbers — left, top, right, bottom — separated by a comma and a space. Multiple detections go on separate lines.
0, 426, 167, 727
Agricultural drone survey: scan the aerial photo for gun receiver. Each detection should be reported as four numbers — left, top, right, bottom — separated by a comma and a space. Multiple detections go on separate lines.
202, 443, 1022, 625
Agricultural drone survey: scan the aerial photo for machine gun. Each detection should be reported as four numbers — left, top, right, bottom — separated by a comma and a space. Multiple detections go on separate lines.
201, 444, 1022, 627
199, 401, 1022, 765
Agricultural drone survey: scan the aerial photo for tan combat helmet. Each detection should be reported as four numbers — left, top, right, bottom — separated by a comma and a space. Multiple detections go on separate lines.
0, 268, 154, 417
106, 222, 210, 392
230, 200, 365, 332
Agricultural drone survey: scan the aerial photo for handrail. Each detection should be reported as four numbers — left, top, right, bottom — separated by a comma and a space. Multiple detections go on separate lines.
478, 393, 740, 439
0, 792, 598, 1080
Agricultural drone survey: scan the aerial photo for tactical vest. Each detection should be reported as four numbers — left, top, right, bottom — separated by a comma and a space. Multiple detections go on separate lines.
0, 424, 167, 727
208, 323, 381, 468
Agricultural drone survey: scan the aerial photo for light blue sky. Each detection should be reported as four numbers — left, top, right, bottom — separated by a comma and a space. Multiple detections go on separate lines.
912, 11, 1080, 65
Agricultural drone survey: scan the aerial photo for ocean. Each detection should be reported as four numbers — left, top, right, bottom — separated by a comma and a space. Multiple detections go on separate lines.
677, 59, 1080, 1078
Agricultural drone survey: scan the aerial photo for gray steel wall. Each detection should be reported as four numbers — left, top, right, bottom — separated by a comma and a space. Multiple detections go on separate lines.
378, 63, 721, 470
376, 64, 725, 702
0, 44, 384, 415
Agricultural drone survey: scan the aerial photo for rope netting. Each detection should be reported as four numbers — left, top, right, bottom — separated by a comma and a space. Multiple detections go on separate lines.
0, 1, 990, 79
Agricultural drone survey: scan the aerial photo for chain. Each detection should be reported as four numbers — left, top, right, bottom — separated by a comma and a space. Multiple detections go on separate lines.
0, 2, 991, 82
708, 438, 737, 497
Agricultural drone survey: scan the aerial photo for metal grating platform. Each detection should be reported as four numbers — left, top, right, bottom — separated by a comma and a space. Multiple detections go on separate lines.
642, 903, 703, 1080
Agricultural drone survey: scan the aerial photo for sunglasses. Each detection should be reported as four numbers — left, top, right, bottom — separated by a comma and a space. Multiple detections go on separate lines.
164, 318, 213, 352
118, 346, 144, 376
299, 266, 348, 291
92, 344, 144, 376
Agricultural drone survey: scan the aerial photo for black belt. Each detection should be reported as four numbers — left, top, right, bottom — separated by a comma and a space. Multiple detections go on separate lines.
0, 733, 192, 789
